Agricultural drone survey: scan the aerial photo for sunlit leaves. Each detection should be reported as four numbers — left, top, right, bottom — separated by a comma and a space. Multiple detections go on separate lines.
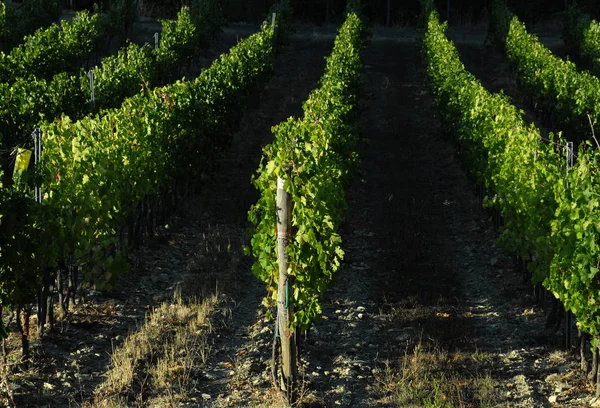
248, 12, 364, 331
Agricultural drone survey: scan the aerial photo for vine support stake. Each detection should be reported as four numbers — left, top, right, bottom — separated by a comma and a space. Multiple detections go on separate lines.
587, 113, 600, 149
596, 337, 600, 399
276, 174, 296, 402
154, 32, 159, 50
88, 69, 95, 108
565, 141, 574, 350
565, 141, 574, 189
32, 128, 42, 204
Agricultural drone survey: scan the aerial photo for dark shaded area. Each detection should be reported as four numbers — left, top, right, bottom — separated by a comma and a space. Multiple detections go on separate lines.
61, 0, 576, 25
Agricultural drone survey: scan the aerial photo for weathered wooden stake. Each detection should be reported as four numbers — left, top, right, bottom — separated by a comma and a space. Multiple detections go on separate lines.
589, 343, 598, 381
596, 339, 600, 398
276, 175, 296, 401
566, 312, 572, 349
581, 331, 589, 373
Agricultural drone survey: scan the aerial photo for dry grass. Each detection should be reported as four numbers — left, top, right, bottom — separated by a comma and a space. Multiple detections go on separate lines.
88, 290, 222, 407
376, 340, 500, 408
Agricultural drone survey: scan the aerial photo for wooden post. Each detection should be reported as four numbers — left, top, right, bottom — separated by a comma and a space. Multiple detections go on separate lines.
596, 339, 600, 399
276, 175, 296, 401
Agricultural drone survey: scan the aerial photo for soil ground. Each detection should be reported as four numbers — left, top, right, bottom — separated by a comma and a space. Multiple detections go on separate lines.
2, 23, 596, 408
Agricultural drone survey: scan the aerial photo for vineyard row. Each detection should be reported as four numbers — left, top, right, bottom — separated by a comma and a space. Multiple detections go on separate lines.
0, 4, 290, 361
248, 2, 365, 399
424, 10, 600, 394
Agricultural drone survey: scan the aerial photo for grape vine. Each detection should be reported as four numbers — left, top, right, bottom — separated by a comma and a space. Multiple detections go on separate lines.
428, 9, 600, 394
0, 10, 285, 354
0, 10, 101, 83
248, 11, 365, 331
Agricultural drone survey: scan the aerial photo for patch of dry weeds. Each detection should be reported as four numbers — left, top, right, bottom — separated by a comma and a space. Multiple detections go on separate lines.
89, 290, 223, 407
376, 340, 500, 408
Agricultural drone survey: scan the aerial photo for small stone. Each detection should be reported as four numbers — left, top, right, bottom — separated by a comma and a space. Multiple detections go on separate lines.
201, 393, 211, 400
548, 395, 557, 403
356, 306, 366, 312
358, 313, 364, 319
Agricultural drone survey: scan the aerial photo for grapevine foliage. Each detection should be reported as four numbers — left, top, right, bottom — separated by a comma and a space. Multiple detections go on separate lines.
423, 12, 562, 287
0, 4, 5, 36
248, 12, 365, 331
156, 7, 198, 80
0, 11, 101, 83
82, 42, 155, 112
548, 145, 600, 338
428, 9, 600, 342
499, 13, 600, 144
38, 23, 276, 295
0, 6, 205, 175
190, 0, 226, 45
486, 0, 511, 49
0, 0, 62, 51
0, 13, 282, 338
101, 0, 138, 39
268, 0, 294, 47
561, 3, 600, 78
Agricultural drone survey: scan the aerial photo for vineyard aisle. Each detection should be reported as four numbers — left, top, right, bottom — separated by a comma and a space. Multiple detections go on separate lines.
283, 38, 554, 406
211, 36, 579, 406
330, 37, 585, 407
